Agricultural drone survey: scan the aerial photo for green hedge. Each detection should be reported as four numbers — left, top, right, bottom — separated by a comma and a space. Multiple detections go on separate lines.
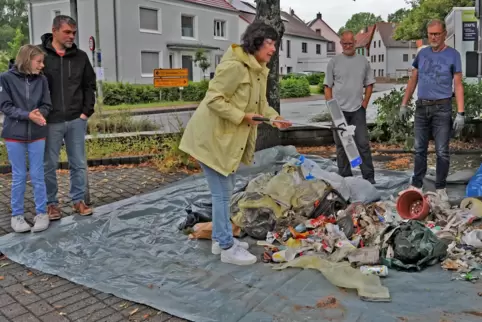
103, 76, 311, 106
280, 77, 310, 99
103, 81, 209, 106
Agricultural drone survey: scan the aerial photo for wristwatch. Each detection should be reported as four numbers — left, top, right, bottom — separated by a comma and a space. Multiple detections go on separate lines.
457, 112, 465, 116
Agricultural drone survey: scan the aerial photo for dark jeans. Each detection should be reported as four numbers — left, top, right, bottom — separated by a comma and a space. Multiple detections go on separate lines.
333, 107, 375, 181
412, 102, 452, 189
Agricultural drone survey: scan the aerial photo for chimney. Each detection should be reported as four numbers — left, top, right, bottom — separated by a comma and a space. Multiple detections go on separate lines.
317, 12, 322, 20
290, 8, 294, 16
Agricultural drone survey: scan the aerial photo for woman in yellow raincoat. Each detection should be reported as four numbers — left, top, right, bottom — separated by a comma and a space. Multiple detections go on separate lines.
179, 21, 292, 266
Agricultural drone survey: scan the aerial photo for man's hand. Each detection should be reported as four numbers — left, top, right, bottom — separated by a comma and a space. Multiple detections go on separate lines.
272, 116, 292, 129
361, 101, 369, 109
399, 105, 409, 121
243, 113, 263, 125
29, 109, 46, 126
80, 113, 88, 120
453, 113, 465, 134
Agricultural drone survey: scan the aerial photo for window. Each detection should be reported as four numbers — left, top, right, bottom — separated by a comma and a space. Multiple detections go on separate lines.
181, 15, 195, 38
141, 51, 160, 76
403, 54, 408, 62
139, 7, 160, 32
327, 42, 335, 53
280, 66, 283, 74
215, 55, 222, 67
287, 40, 291, 58
373, 55, 376, 62
315, 28, 321, 35
214, 20, 226, 38
280, 39, 283, 51
302, 42, 307, 53
378, 40, 381, 47
361, 48, 365, 55
373, 41, 376, 48
373, 69, 376, 77
316, 44, 321, 55
169, 54, 173, 68
287, 66, 292, 73
412, 54, 416, 59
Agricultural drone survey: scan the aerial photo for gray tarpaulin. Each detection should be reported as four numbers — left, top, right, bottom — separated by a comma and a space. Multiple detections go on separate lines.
0, 146, 480, 322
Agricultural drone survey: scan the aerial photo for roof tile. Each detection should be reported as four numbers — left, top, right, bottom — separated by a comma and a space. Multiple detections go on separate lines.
182, 0, 237, 11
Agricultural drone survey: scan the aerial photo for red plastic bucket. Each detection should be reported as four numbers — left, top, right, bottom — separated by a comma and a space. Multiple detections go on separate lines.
396, 190, 430, 220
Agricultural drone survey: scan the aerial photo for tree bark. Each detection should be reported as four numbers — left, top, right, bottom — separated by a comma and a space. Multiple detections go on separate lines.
254, 0, 285, 151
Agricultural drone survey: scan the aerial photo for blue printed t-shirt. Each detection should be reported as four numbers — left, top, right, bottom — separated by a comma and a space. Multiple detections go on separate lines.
413, 46, 462, 100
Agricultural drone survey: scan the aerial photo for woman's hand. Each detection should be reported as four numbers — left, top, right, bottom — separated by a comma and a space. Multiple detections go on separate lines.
243, 113, 264, 125
273, 116, 292, 129
29, 109, 46, 126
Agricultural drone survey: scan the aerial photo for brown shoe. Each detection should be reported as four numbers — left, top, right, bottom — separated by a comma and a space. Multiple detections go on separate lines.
47, 204, 62, 221
73, 201, 93, 216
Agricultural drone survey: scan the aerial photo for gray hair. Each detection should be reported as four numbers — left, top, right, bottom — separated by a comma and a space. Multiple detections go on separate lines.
340, 30, 354, 37
52, 15, 77, 30
427, 19, 446, 31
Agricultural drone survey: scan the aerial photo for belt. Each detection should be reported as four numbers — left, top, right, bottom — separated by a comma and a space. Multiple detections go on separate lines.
417, 98, 452, 106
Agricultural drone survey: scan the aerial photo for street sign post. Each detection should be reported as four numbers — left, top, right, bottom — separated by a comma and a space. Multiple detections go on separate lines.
154, 78, 188, 87
153, 68, 189, 100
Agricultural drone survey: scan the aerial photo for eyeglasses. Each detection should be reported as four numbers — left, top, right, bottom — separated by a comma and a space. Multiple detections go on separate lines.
428, 32, 443, 38
341, 42, 354, 47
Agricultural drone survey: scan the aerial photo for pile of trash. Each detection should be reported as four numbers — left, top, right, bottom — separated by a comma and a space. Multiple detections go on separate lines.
184, 154, 482, 288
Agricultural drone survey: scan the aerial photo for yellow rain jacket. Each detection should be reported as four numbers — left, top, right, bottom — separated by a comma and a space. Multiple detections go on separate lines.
179, 44, 279, 176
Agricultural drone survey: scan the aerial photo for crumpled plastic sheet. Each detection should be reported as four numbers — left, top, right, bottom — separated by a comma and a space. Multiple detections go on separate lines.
0, 145, 480, 322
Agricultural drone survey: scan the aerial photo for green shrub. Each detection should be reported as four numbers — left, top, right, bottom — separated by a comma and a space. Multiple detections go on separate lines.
103, 81, 209, 106
371, 87, 415, 149
280, 77, 310, 98
306, 72, 324, 85
318, 73, 326, 94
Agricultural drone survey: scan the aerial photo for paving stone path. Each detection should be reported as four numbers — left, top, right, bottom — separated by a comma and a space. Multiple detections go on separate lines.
0, 166, 189, 322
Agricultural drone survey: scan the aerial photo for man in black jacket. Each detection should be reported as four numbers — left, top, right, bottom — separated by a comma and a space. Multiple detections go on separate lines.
40, 15, 96, 219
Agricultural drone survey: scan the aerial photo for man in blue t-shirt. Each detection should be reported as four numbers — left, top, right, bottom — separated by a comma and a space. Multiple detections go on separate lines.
400, 19, 465, 201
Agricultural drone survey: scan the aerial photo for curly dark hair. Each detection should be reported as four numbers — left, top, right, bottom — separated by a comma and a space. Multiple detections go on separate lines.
241, 21, 279, 55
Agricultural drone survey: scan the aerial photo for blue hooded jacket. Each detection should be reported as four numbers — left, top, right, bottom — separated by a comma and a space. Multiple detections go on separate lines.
0, 68, 52, 141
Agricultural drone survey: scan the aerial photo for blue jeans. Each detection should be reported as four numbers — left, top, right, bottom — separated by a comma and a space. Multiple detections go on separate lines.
44, 118, 87, 205
199, 162, 236, 250
412, 102, 452, 189
5, 140, 47, 216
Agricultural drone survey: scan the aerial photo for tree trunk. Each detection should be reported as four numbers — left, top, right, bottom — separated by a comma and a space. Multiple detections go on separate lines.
254, 0, 285, 151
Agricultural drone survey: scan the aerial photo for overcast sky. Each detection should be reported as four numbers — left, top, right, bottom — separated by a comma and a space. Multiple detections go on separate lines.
279, 0, 411, 31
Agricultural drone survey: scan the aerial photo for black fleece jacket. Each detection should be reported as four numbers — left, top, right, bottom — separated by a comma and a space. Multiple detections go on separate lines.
39, 33, 96, 123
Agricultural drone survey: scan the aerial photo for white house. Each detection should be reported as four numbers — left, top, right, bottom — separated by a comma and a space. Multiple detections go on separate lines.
369, 22, 417, 79
233, 1, 330, 74
306, 12, 341, 55
28, 0, 241, 83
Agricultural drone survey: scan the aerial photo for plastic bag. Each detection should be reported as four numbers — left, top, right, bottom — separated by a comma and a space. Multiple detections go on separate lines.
291, 179, 329, 217
466, 163, 482, 197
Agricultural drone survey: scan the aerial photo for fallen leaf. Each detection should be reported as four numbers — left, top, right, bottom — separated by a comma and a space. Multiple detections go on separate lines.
40, 278, 49, 282
54, 305, 64, 309
143, 314, 150, 319
24, 289, 32, 294
27, 271, 33, 276
129, 308, 139, 316
119, 302, 129, 309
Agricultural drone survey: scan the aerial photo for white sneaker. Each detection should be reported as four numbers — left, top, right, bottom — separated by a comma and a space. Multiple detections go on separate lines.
436, 188, 449, 202
212, 238, 249, 255
11, 216, 31, 233
221, 245, 257, 266
31, 214, 50, 233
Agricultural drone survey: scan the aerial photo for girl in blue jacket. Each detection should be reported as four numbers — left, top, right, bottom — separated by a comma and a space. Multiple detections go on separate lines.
0, 45, 52, 233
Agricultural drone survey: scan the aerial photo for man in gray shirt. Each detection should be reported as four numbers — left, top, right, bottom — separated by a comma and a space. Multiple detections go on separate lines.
324, 30, 376, 184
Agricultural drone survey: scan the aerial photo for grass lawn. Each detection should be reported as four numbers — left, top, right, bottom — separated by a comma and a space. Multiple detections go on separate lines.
102, 101, 199, 111
310, 85, 321, 95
